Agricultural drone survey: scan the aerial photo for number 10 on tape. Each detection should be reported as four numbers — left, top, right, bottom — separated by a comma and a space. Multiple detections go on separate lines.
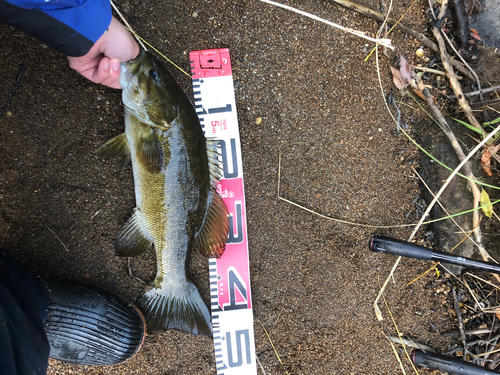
190, 49, 257, 375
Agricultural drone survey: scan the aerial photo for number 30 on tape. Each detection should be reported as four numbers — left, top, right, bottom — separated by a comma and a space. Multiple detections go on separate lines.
190, 49, 257, 375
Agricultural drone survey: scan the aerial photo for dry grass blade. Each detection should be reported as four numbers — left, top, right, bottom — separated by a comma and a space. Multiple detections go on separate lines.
110, 0, 147, 51
379, 278, 420, 374
384, 335, 407, 375
278, 155, 500, 231
110, 0, 191, 78
256, 354, 267, 375
330, 0, 473, 79
277, 154, 413, 229
408, 231, 474, 284
122, 28, 192, 78
466, 273, 500, 290
374, 124, 500, 321
259, 320, 290, 375
386, 335, 436, 352
406, 227, 473, 287
45, 224, 69, 252
462, 278, 485, 313
260, 0, 393, 49
364, 0, 419, 60
475, 348, 500, 358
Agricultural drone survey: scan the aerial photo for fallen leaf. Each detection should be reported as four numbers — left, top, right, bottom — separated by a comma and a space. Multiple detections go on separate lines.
255, 117, 262, 125
470, 28, 482, 41
481, 148, 493, 176
391, 66, 407, 90
400, 55, 412, 84
411, 86, 426, 101
480, 188, 493, 218
391, 55, 415, 92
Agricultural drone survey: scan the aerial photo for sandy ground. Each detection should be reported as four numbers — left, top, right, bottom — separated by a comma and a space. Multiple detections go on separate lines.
2, 0, 496, 373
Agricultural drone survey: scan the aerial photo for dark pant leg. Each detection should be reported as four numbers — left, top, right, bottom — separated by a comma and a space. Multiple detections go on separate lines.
0, 250, 50, 375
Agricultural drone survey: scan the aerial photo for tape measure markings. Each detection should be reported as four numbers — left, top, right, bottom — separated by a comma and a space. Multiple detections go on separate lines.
190, 48, 257, 375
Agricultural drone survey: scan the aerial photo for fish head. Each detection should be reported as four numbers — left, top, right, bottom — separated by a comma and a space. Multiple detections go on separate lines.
119, 48, 177, 126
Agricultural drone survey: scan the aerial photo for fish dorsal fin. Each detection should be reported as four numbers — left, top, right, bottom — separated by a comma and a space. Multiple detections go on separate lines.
194, 189, 229, 258
98, 133, 130, 157
115, 208, 153, 257
137, 127, 164, 173
206, 139, 222, 186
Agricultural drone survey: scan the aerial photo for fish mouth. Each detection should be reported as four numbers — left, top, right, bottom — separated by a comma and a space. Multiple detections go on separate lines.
119, 48, 148, 88
122, 48, 147, 75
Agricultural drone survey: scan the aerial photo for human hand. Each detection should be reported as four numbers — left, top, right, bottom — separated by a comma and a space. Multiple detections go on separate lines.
67, 17, 140, 89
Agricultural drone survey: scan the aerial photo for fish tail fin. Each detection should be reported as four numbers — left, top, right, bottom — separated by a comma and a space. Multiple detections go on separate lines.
136, 280, 212, 336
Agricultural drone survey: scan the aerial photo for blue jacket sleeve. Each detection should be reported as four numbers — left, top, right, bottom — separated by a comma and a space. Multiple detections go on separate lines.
0, 0, 111, 57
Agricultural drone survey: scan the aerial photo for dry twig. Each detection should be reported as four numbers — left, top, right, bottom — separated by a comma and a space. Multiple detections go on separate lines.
430, 0, 483, 133
386, 335, 436, 352
110, 0, 147, 51
453, 286, 469, 357
45, 224, 69, 252
414, 74, 500, 283
260, 0, 393, 48
374, 125, 500, 320
452, 85, 500, 99
329, 0, 474, 79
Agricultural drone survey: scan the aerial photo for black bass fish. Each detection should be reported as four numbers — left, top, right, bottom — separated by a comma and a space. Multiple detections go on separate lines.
99, 49, 229, 335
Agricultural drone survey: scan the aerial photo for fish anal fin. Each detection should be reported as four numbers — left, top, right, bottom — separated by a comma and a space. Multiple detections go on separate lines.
195, 189, 229, 258
137, 128, 164, 173
137, 281, 212, 336
115, 209, 152, 257
98, 133, 130, 157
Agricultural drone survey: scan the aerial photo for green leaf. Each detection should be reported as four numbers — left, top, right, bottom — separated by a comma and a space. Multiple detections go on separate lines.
483, 116, 500, 127
480, 188, 493, 218
453, 118, 484, 135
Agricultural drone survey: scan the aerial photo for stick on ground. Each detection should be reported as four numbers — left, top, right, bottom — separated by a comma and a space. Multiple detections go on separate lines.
330, 0, 474, 80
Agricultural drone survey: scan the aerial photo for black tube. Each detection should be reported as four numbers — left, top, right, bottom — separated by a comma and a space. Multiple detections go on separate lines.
369, 236, 433, 260
369, 236, 500, 275
412, 349, 498, 375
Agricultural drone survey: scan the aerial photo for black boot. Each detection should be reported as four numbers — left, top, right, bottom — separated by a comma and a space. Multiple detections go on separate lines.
43, 281, 146, 366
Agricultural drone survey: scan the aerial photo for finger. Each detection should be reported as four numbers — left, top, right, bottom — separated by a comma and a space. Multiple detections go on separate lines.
94, 58, 121, 89
92, 57, 110, 84
109, 59, 122, 88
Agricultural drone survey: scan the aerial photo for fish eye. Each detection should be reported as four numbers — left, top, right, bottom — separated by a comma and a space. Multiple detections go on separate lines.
150, 69, 159, 80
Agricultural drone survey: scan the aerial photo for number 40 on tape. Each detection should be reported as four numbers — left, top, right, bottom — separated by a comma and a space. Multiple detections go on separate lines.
190, 48, 257, 375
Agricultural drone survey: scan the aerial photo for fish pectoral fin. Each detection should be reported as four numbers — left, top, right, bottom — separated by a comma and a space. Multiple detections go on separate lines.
98, 133, 130, 157
118, 154, 132, 169
206, 138, 223, 186
194, 189, 230, 258
115, 208, 152, 257
137, 128, 164, 173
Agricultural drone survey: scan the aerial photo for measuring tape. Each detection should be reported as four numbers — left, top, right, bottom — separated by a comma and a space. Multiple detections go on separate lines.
190, 49, 257, 375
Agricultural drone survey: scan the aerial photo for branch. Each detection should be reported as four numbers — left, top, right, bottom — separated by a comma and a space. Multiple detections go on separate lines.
330, 0, 474, 80
430, 2, 484, 133
415, 75, 500, 284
